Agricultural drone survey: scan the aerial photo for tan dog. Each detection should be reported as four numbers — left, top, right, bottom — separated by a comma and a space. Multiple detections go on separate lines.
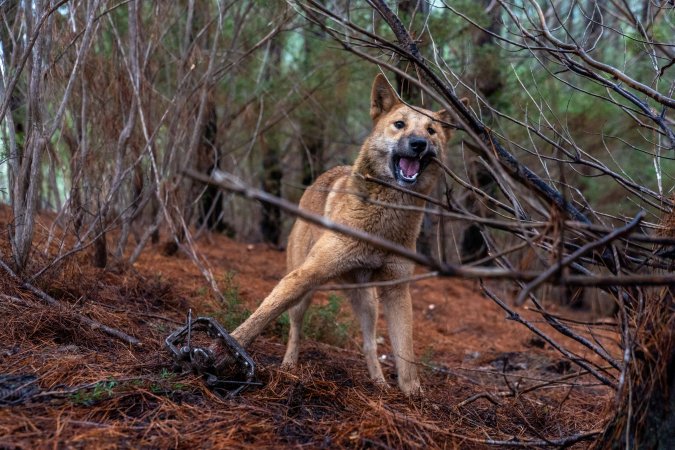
231, 74, 456, 395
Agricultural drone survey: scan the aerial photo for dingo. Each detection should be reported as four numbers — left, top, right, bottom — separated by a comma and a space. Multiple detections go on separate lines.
231, 74, 458, 395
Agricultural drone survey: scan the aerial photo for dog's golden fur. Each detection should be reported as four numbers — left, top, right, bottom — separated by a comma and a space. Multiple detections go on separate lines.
231, 74, 456, 395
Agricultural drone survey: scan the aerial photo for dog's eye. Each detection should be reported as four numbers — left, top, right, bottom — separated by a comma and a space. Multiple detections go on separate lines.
393, 121, 405, 129
427, 127, 436, 135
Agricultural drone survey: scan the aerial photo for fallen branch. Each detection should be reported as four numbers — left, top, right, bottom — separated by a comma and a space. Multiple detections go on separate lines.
0, 259, 142, 347
516, 211, 646, 305
470, 430, 602, 448
480, 284, 617, 388
185, 169, 675, 287
456, 392, 502, 407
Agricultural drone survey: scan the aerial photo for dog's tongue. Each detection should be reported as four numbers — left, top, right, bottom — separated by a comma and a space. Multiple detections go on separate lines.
399, 157, 420, 178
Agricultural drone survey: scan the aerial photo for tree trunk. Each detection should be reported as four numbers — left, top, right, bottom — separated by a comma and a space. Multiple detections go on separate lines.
8, 1, 49, 273
92, 233, 107, 268
459, 164, 492, 263
300, 21, 325, 188
595, 287, 675, 449
260, 135, 283, 246
258, 36, 284, 246
196, 100, 224, 231
458, 0, 502, 264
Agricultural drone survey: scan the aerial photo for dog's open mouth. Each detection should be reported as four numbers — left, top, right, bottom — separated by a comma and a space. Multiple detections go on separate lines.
394, 156, 423, 183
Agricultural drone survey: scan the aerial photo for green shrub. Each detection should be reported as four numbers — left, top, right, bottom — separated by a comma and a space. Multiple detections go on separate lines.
276, 294, 353, 348
209, 271, 251, 331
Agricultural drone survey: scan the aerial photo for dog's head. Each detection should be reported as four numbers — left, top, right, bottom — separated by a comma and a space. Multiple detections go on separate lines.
359, 74, 464, 192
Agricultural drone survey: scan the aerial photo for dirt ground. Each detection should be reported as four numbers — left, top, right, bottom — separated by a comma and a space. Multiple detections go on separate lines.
0, 207, 614, 448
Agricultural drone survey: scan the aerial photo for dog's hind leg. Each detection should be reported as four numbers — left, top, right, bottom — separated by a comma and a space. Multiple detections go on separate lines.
348, 287, 386, 385
281, 293, 312, 367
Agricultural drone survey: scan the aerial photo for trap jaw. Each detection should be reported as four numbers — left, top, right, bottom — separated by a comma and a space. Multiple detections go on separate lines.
165, 311, 256, 396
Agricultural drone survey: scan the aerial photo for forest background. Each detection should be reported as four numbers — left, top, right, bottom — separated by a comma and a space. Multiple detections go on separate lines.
1, 0, 674, 447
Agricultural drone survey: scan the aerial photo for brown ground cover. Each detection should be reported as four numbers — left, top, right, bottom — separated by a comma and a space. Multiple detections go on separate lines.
0, 206, 613, 448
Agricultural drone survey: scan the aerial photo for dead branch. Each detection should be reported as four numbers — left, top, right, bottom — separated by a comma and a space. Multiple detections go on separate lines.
304, 0, 594, 225
481, 284, 617, 388
317, 271, 439, 291
0, 258, 142, 347
185, 169, 675, 289
469, 430, 602, 448
516, 211, 647, 306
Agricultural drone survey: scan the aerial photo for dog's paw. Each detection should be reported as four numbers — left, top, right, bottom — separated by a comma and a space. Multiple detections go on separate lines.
372, 378, 390, 392
399, 379, 423, 397
280, 361, 297, 371
280, 353, 299, 370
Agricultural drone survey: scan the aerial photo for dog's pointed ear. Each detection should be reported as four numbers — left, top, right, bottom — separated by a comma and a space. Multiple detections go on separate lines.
435, 97, 469, 139
370, 74, 401, 121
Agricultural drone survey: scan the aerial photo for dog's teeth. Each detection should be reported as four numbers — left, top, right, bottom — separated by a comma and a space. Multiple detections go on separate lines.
398, 169, 419, 181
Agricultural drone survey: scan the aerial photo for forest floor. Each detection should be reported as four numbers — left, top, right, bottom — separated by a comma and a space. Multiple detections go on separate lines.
0, 206, 614, 449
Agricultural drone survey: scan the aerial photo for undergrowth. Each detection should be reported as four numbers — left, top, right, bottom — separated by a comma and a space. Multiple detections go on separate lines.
210, 271, 251, 331
276, 294, 353, 348
207, 271, 353, 347
70, 379, 118, 406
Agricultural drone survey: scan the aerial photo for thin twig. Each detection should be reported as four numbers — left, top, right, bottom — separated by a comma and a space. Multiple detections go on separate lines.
318, 271, 439, 291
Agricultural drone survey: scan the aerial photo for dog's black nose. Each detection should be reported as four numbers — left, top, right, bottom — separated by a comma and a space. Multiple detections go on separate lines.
409, 137, 428, 154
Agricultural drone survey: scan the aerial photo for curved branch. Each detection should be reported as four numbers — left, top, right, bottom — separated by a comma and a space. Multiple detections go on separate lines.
363, 0, 593, 225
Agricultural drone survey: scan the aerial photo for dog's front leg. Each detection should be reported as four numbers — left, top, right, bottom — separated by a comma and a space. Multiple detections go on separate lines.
231, 267, 322, 348
379, 282, 422, 396
231, 236, 349, 348
348, 287, 386, 385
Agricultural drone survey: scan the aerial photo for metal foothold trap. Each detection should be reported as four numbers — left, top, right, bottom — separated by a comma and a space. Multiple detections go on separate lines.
165, 310, 257, 397
0, 374, 40, 406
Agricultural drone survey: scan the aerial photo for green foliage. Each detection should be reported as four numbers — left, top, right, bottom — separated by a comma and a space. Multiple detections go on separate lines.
222, 270, 243, 305
419, 347, 437, 374
209, 271, 251, 331
276, 294, 353, 348
67, 373, 195, 405
70, 379, 118, 406
195, 286, 208, 297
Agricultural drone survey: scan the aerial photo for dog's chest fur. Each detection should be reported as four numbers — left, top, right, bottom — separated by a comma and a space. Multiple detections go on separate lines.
320, 167, 428, 249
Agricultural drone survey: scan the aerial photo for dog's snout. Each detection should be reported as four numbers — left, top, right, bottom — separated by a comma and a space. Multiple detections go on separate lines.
409, 137, 428, 154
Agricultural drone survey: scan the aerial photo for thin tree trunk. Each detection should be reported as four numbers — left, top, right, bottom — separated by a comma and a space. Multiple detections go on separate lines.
259, 37, 284, 246
92, 233, 107, 268
8, 0, 48, 273
300, 6, 325, 188
458, 0, 502, 264
260, 133, 283, 245
196, 100, 224, 231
